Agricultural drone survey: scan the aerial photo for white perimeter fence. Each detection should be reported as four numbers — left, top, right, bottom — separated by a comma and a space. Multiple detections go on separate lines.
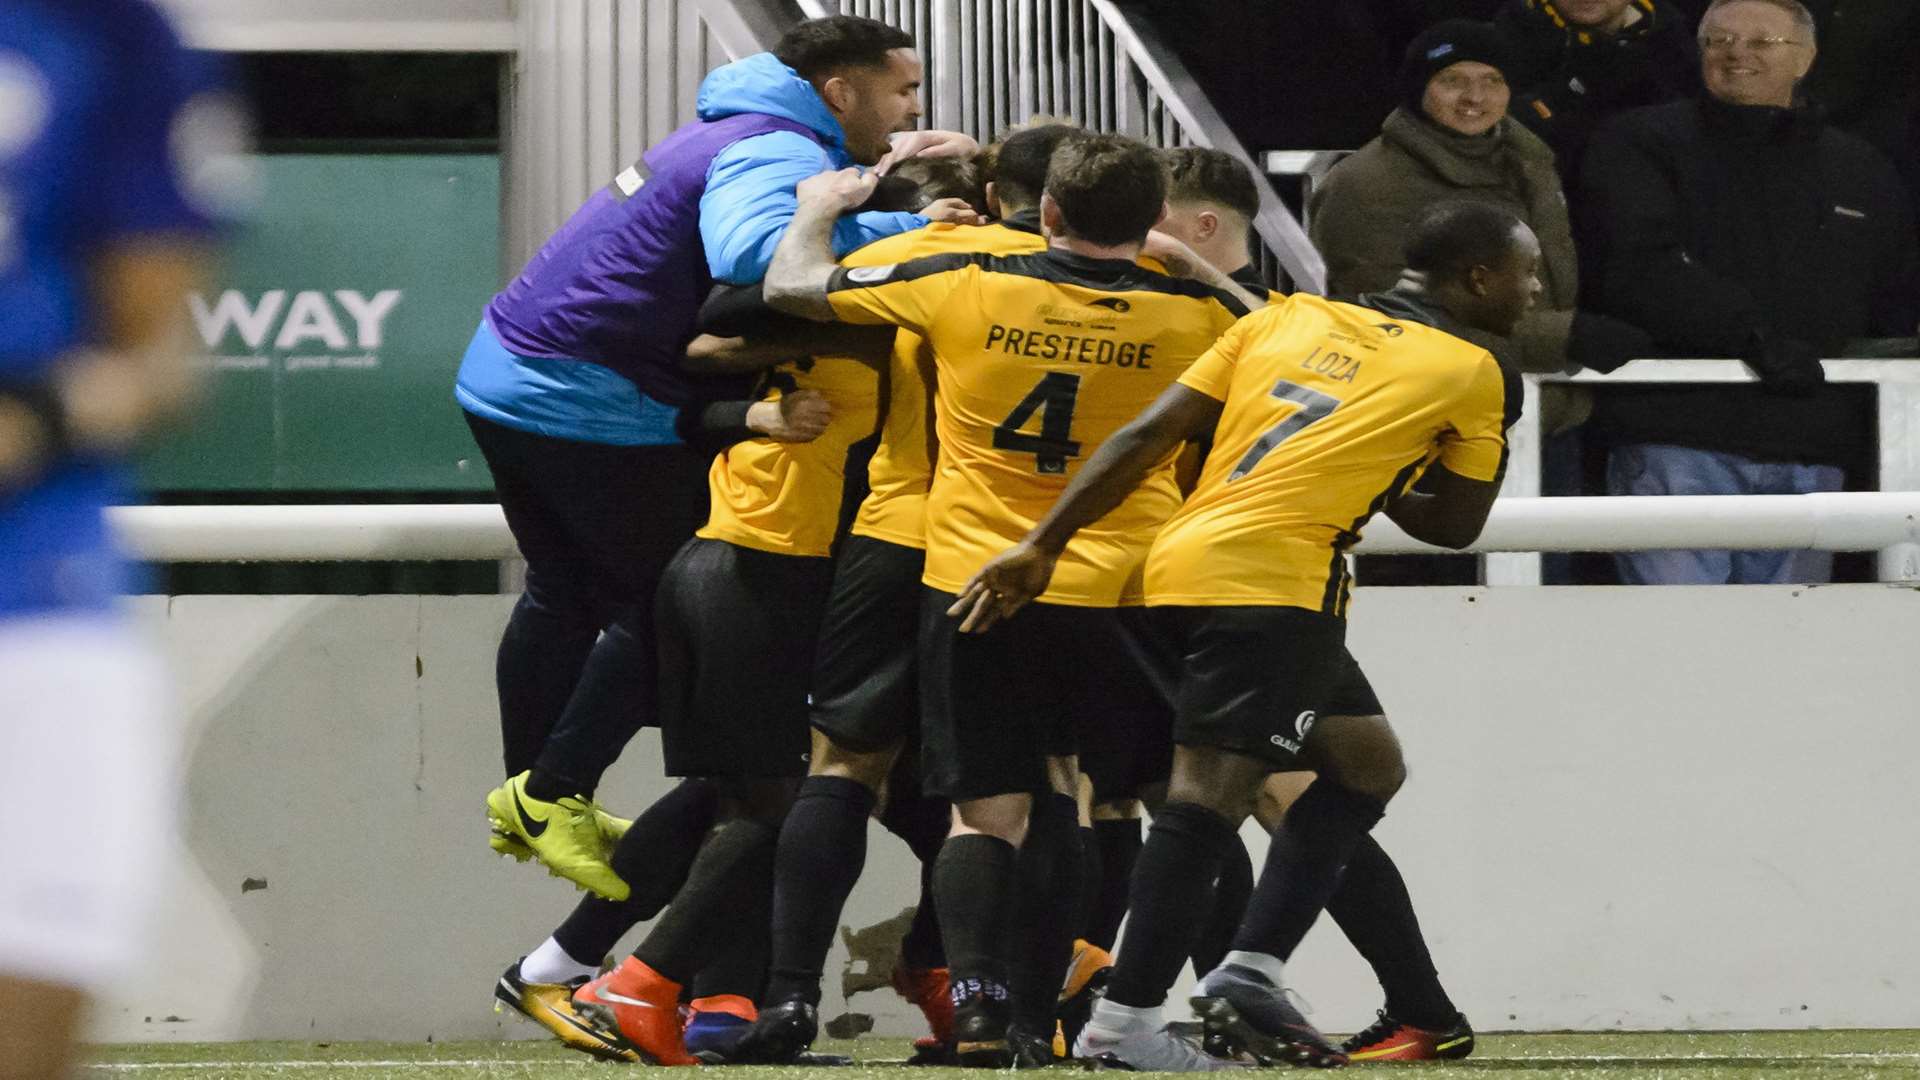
114, 493, 1920, 578
97, 496, 1920, 1042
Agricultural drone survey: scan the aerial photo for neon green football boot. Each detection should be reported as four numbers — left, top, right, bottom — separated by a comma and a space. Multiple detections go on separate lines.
485, 771, 630, 901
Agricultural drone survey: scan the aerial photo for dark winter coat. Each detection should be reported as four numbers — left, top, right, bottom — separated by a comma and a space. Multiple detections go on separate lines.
1495, 0, 1699, 184
1579, 96, 1920, 465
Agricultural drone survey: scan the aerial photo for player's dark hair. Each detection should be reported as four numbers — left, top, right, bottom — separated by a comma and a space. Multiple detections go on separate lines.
882, 155, 990, 215
774, 16, 915, 83
1044, 133, 1167, 247
1404, 201, 1526, 284
1161, 147, 1260, 221
990, 124, 1080, 212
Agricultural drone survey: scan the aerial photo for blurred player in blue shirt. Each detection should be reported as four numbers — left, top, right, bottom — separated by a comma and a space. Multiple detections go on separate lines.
0, 2, 249, 1075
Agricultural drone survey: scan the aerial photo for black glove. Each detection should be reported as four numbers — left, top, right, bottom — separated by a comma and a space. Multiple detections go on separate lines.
1568, 311, 1655, 373
1744, 334, 1827, 398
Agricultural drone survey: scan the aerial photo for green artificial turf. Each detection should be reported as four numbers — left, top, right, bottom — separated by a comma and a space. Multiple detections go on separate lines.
84, 1031, 1920, 1080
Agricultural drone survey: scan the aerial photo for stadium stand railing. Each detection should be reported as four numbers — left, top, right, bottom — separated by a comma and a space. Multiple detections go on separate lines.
1498, 358, 1920, 584
112, 490, 1920, 573
498, 0, 1324, 289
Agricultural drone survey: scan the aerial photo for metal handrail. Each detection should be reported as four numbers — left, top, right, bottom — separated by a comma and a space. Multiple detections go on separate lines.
109, 493, 1920, 567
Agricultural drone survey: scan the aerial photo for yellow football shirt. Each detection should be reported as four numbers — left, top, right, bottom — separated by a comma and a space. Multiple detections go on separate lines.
825, 249, 1247, 606
1145, 293, 1513, 615
838, 220, 1050, 550
696, 349, 880, 558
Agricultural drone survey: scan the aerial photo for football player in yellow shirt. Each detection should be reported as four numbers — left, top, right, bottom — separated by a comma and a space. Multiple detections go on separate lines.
764, 133, 1257, 1068
726, 123, 1082, 1066
1076, 147, 1277, 969
501, 166, 987, 1067
1101, 149, 1482, 1065
957, 201, 1536, 1070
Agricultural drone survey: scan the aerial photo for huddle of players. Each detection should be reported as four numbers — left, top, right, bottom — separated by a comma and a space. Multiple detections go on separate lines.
491, 120, 1536, 1070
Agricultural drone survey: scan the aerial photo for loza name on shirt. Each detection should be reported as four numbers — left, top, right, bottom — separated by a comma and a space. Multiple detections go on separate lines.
1302, 345, 1362, 384
984, 324, 1155, 368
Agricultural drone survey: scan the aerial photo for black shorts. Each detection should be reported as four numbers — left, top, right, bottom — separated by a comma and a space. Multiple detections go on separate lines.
1079, 607, 1177, 802
919, 590, 1177, 802
809, 535, 926, 753
1155, 605, 1382, 770
656, 538, 837, 778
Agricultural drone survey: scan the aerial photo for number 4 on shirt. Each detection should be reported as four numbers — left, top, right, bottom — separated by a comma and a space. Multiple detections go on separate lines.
994, 372, 1083, 474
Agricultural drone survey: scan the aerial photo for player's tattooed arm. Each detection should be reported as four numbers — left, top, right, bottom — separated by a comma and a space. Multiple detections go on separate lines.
766, 168, 881, 322
1141, 230, 1266, 314
950, 384, 1224, 633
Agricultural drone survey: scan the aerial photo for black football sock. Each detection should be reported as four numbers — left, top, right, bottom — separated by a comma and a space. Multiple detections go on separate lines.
883, 785, 953, 971
1089, 818, 1142, 950
634, 818, 779, 984
764, 776, 876, 1005
1326, 835, 1458, 1029
1010, 793, 1084, 1031
692, 882, 773, 1002
608, 779, 723, 910
551, 779, 722, 964
1231, 779, 1386, 963
1191, 838, 1254, 976
901, 856, 947, 970
1076, 826, 1102, 940
932, 833, 1019, 1009
1104, 802, 1238, 1008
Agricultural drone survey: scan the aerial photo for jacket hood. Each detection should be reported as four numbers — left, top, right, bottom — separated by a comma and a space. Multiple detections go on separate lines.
697, 52, 847, 156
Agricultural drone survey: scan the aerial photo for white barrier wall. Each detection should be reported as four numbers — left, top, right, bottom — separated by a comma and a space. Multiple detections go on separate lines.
97, 586, 1920, 1043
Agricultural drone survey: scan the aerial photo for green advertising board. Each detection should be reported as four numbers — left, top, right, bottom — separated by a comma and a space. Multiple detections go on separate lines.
143, 154, 500, 491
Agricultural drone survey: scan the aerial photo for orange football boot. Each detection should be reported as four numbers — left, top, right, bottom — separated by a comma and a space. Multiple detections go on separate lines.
571, 956, 698, 1066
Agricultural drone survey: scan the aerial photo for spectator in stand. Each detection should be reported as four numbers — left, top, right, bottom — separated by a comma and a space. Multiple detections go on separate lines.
1310, 20, 1652, 381
1801, 1, 1920, 224
1496, 0, 1699, 191
1580, 0, 1920, 585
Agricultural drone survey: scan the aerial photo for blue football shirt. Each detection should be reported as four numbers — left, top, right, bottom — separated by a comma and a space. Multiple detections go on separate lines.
0, 0, 249, 617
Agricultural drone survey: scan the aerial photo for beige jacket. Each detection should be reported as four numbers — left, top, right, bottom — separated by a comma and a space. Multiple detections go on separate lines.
1309, 107, 1580, 375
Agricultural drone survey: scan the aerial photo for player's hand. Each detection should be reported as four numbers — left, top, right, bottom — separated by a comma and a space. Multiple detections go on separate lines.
948, 540, 1058, 634
875, 129, 981, 174
920, 197, 987, 226
796, 168, 879, 212
747, 389, 832, 443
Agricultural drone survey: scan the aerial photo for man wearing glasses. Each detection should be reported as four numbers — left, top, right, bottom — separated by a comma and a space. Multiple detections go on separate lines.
1576, 0, 1920, 585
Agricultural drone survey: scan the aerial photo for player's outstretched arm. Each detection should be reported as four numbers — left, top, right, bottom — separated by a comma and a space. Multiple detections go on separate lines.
1381, 464, 1500, 550
691, 283, 898, 373
950, 383, 1224, 633
765, 168, 881, 322
1141, 230, 1266, 314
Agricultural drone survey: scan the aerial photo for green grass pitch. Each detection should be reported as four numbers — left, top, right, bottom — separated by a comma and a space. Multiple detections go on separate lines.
84, 1031, 1920, 1080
